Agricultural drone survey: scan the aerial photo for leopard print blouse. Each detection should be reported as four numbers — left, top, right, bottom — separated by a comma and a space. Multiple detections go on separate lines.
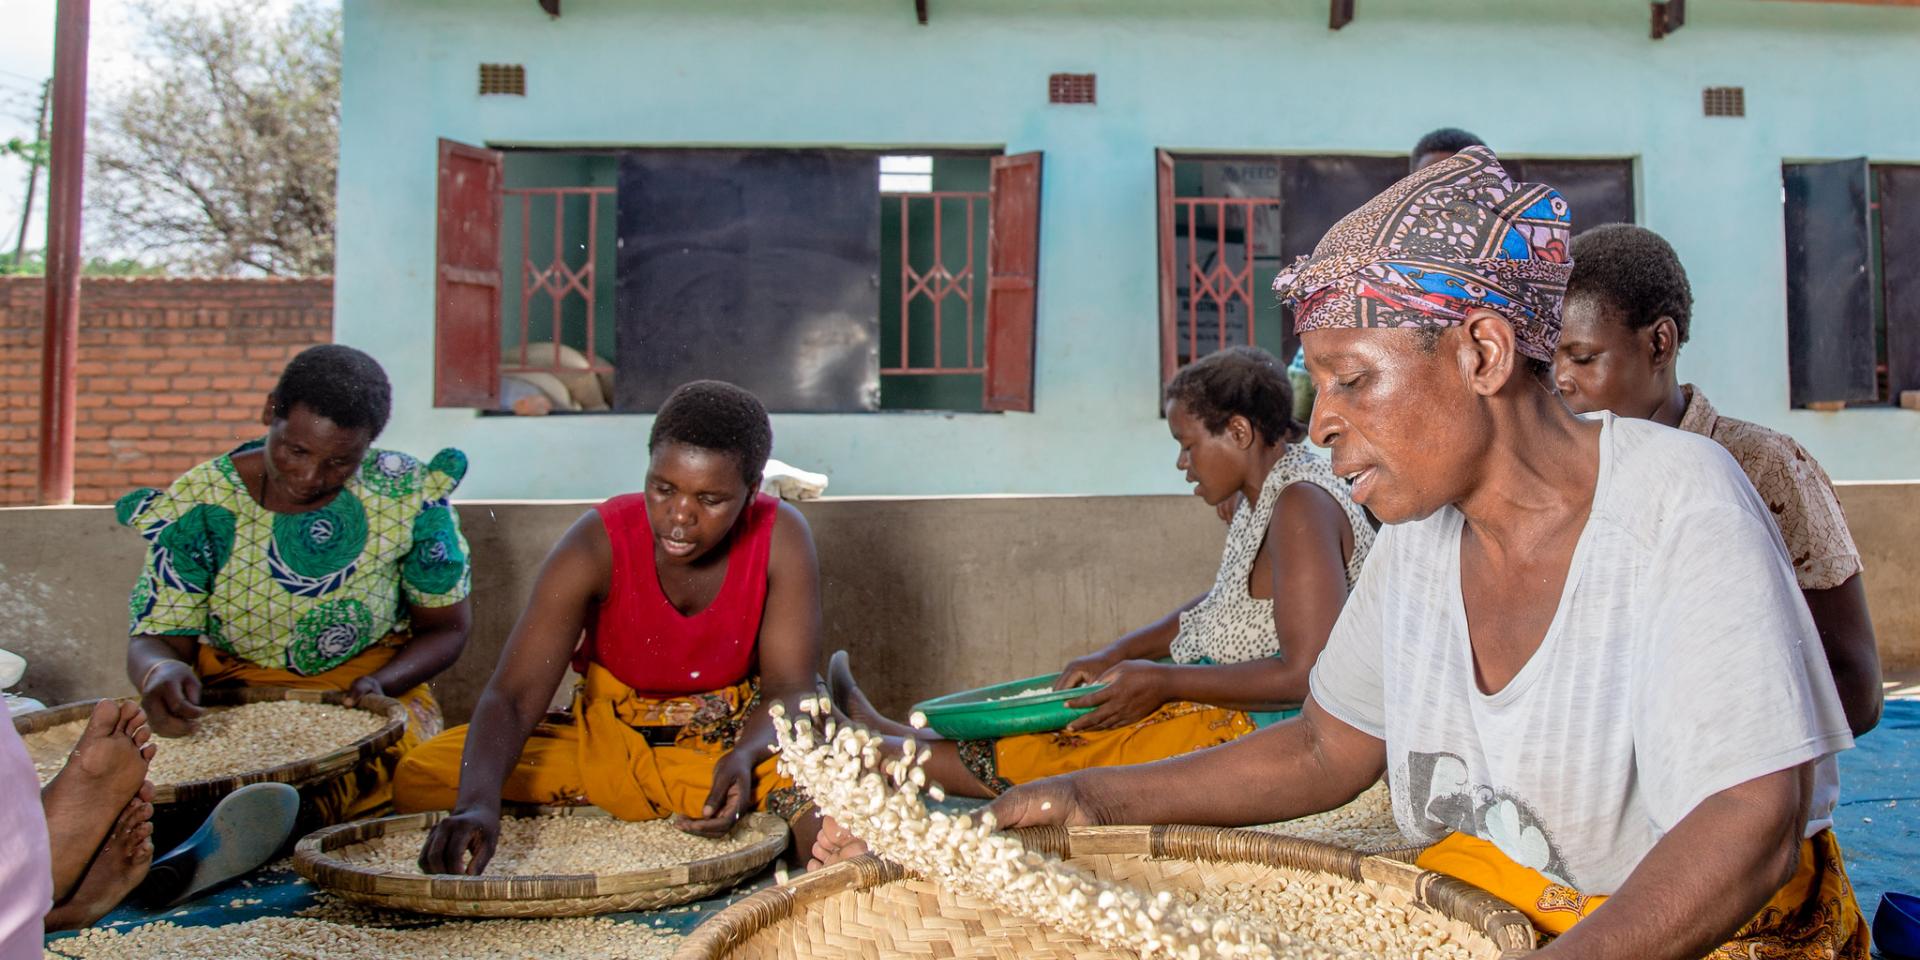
1168, 445, 1375, 666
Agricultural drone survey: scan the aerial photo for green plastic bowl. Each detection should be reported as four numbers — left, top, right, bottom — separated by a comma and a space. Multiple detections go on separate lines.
911, 672, 1109, 740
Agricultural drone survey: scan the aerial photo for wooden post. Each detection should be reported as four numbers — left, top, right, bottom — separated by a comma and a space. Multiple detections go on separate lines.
37, 0, 89, 505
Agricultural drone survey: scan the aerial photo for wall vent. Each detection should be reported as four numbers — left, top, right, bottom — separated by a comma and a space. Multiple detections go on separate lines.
1703, 86, 1745, 117
479, 64, 527, 96
1048, 73, 1096, 105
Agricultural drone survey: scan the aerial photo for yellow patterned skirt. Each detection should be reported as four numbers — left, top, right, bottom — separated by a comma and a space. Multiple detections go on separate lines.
1416, 829, 1868, 957
393, 663, 807, 824
958, 701, 1257, 795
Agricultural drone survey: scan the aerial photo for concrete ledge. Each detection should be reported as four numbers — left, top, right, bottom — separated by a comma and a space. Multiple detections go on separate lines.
3, 486, 1914, 724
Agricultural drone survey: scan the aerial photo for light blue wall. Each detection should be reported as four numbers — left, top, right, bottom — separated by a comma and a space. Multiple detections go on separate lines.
337, 0, 1920, 497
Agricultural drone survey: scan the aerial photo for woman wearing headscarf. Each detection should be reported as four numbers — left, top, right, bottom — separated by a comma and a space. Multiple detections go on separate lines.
972, 148, 1866, 960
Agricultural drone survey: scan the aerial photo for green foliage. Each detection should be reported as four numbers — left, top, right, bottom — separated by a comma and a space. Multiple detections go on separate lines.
0, 249, 167, 276
2, 137, 48, 166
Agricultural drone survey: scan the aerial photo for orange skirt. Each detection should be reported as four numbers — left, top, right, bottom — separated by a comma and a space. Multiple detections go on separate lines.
958, 701, 1256, 795
1416, 829, 1869, 957
393, 663, 807, 824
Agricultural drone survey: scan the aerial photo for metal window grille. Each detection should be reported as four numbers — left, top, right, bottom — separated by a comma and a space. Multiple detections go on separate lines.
501, 186, 614, 377
479, 64, 526, 96
1049, 73, 1096, 105
1703, 86, 1745, 117
1169, 196, 1282, 368
884, 191, 991, 375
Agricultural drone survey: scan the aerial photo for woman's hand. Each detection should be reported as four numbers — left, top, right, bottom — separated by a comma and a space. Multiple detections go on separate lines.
140, 660, 205, 738
1056, 648, 1124, 692
676, 748, 757, 838
987, 775, 1105, 829
419, 806, 502, 875
343, 675, 386, 706
1065, 660, 1170, 732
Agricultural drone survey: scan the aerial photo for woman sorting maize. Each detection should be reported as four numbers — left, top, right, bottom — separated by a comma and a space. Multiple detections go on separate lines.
394, 381, 826, 871
120, 345, 473, 823
886, 148, 1866, 960
826, 345, 1374, 806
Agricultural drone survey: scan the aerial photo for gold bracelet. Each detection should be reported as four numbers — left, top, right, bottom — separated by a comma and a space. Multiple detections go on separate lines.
139, 659, 182, 692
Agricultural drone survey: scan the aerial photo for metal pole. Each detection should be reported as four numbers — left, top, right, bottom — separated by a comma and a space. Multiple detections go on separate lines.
11, 80, 50, 269
38, 0, 90, 505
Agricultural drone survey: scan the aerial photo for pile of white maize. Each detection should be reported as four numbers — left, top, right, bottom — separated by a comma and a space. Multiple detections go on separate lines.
773, 697, 1451, 960
981, 686, 1069, 703
345, 815, 763, 876
1247, 780, 1409, 853
30, 702, 387, 786
42, 916, 682, 960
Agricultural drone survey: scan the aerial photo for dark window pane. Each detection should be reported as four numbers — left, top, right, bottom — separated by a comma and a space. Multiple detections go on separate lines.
614, 149, 882, 413
1508, 159, 1636, 234
1783, 159, 1877, 407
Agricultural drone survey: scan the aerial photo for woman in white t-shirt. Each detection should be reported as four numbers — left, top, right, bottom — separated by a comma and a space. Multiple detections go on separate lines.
983, 147, 1865, 960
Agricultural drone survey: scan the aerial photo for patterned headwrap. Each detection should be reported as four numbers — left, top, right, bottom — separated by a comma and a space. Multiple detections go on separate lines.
1272, 146, 1574, 363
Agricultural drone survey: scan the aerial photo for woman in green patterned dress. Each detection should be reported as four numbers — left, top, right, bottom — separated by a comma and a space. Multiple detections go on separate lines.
119, 345, 473, 822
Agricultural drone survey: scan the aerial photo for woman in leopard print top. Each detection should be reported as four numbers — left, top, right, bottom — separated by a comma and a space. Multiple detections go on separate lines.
821, 346, 1371, 810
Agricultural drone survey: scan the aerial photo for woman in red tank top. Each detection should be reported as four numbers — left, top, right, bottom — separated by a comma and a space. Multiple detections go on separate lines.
394, 382, 825, 869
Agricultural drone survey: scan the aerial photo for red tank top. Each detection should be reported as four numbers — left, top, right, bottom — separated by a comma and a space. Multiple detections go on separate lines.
579, 492, 778, 697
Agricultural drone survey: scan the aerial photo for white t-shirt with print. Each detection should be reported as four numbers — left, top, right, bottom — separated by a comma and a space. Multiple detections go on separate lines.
1307, 412, 1851, 895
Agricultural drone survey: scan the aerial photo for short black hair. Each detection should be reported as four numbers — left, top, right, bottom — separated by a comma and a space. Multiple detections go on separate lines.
1566, 224, 1693, 344
648, 380, 773, 488
1164, 346, 1304, 445
1411, 128, 1486, 167
269, 344, 392, 437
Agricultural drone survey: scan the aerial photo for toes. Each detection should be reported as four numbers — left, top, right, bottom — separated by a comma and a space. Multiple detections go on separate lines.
115, 700, 145, 737
117, 799, 152, 830
82, 699, 120, 740
137, 781, 155, 803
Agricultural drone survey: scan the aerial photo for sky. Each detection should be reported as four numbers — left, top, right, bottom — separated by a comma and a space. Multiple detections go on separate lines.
0, 0, 310, 261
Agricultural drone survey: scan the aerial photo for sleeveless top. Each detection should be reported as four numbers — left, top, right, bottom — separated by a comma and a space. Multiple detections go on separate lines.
579, 492, 779, 697
1168, 445, 1376, 666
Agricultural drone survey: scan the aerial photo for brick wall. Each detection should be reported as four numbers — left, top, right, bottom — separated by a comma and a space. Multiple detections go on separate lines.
0, 277, 332, 505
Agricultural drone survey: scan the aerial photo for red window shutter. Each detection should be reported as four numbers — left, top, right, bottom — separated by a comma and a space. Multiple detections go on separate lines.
435, 139, 504, 408
984, 151, 1043, 412
1156, 149, 1177, 390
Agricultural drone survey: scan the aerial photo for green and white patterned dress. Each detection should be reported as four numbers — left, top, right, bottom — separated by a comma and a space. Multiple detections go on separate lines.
117, 440, 473, 676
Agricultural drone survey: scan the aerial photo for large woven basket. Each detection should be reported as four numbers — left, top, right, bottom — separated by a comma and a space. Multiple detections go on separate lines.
14, 687, 407, 807
294, 805, 790, 918
677, 825, 1535, 960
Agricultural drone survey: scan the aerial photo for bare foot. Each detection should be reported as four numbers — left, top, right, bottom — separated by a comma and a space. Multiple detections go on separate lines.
827, 651, 920, 740
44, 793, 155, 931
43, 701, 154, 901
804, 814, 870, 871
786, 809, 827, 870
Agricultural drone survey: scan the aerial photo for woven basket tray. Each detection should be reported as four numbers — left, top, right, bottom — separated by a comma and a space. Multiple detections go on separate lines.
294, 805, 790, 918
14, 687, 407, 807
677, 825, 1535, 960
